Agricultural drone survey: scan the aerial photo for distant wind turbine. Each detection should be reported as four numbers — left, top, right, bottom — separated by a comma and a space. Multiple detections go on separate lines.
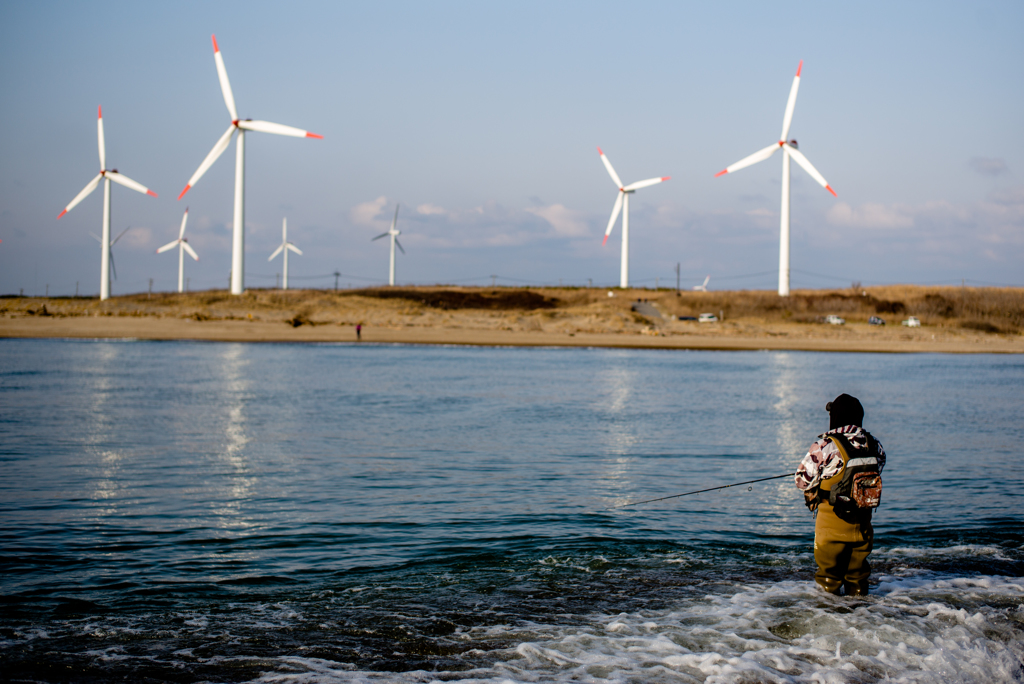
90, 226, 132, 285
598, 148, 669, 289
715, 60, 836, 297
268, 218, 302, 289
178, 35, 322, 296
372, 204, 404, 286
157, 208, 199, 293
58, 107, 157, 300
693, 275, 710, 292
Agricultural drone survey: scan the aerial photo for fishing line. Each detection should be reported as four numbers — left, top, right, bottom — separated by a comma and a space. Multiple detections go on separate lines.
606, 472, 796, 510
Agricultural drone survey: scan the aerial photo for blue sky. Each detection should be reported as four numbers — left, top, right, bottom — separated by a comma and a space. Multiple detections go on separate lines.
1, 0, 1021, 295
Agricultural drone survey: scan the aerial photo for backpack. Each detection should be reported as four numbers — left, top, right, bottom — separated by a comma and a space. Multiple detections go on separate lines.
820, 433, 882, 510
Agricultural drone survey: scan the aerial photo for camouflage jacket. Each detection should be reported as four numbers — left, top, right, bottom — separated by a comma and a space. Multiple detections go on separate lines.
794, 425, 886, 492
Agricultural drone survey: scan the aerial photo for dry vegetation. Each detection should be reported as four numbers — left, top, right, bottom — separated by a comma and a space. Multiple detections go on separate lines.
2, 284, 1022, 340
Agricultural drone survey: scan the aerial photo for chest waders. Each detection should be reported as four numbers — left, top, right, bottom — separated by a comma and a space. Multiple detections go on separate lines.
813, 434, 875, 595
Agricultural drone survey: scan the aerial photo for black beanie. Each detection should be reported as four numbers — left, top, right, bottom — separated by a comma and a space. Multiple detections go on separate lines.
826, 394, 864, 430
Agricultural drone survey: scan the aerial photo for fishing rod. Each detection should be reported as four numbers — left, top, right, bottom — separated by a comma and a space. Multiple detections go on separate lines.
607, 472, 796, 510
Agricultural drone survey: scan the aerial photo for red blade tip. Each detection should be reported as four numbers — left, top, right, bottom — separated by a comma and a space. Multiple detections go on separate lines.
177, 185, 191, 201
305, 132, 323, 139
661, 176, 671, 181
212, 35, 219, 52
826, 185, 837, 197
57, 209, 67, 219
98, 105, 102, 119
602, 235, 609, 246
796, 60, 803, 77
597, 146, 604, 155
714, 169, 728, 177
147, 190, 158, 197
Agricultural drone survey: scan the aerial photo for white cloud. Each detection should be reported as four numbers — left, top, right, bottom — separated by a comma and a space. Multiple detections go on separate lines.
417, 203, 447, 216
120, 227, 152, 247
524, 203, 589, 237
826, 202, 914, 229
351, 196, 388, 225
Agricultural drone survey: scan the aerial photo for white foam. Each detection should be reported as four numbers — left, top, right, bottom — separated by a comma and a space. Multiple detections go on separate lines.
244, 575, 1024, 683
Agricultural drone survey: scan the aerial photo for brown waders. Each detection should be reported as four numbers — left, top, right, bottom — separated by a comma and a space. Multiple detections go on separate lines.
814, 502, 872, 595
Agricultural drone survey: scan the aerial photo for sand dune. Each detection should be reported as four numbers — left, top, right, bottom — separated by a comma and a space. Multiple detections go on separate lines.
2, 285, 1021, 353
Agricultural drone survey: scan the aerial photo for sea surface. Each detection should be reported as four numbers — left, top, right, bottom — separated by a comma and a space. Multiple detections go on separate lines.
1, 338, 1022, 683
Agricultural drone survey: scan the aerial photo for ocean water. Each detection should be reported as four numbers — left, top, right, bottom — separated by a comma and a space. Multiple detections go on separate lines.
1, 338, 1022, 683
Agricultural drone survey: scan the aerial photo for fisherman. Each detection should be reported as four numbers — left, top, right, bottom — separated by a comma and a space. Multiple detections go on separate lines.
795, 394, 886, 596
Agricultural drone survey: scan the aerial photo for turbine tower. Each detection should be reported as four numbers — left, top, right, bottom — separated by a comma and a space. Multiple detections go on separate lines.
372, 204, 404, 286
268, 218, 302, 289
179, 35, 322, 296
90, 226, 132, 287
157, 208, 199, 293
598, 148, 669, 288
57, 107, 157, 300
715, 60, 836, 297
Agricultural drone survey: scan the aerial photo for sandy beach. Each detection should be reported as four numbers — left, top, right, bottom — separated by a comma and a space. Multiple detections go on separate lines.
2, 285, 1022, 353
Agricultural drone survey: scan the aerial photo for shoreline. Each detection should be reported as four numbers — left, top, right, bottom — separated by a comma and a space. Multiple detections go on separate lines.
2, 315, 1021, 353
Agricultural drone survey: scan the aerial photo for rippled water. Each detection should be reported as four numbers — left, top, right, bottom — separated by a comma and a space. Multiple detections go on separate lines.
1, 339, 1022, 682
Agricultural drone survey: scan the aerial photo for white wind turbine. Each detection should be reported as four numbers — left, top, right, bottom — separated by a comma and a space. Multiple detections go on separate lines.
179, 35, 322, 296
268, 218, 302, 289
715, 60, 836, 297
372, 204, 404, 286
598, 148, 669, 289
157, 208, 200, 293
692, 275, 710, 292
90, 226, 132, 287
58, 106, 157, 300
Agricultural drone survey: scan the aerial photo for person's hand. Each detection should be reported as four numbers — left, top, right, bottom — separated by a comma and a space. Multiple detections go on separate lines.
804, 490, 819, 511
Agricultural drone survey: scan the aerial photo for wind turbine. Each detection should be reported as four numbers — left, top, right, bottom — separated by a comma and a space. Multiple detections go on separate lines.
268, 218, 302, 289
178, 35, 322, 296
598, 148, 669, 288
57, 106, 157, 300
693, 275, 710, 292
90, 226, 132, 287
372, 204, 404, 286
715, 60, 836, 297
157, 208, 199, 293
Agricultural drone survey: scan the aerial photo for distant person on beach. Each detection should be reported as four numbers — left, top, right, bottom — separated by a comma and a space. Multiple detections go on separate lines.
356, 323, 362, 341
795, 394, 886, 596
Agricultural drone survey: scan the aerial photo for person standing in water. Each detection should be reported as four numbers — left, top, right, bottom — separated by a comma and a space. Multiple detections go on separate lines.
795, 394, 886, 596
356, 323, 362, 341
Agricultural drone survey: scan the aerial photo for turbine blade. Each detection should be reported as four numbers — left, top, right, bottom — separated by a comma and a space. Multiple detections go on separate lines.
287, 244, 303, 255
372, 232, 389, 241
97, 105, 106, 170
212, 35, 238, 121
179, 208, 189, 240
90, 232, 101, 242
58, 173, 103, 218
107, 171, 157, 196
237, 119, 323, 138
395, 239, 405, 255
111, 225, 131, 245
390, 203, 400, 231
179, 124, 236, 199
602, 192, 624, 245
623, 176, 670, 192
780, 60, 802, 142
110, 251, 117, 280
715, 143, 780, 177
156, 240, 179, 253
784, 143, 836, 196
598, 147, 623, 188
182, 241, 200, 261
268, 244, 284, 261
